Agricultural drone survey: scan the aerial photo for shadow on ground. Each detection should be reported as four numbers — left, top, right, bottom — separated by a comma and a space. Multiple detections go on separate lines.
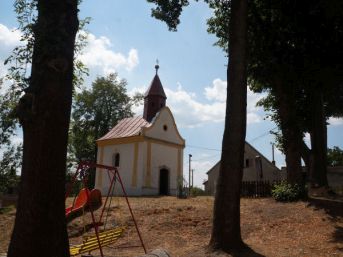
308, 196, 343, 218
227, 245, 266, 257
308, 196, 343, 252
183, 244, 266, 257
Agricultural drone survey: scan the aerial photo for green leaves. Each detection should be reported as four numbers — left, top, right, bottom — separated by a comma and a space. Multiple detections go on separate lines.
0, 0, 89, 152
327, 146, 343, 167
272, 181, 307, 202
0, 144, 22, 193
147, 0, 190, 31
69, 73, 139, 165
206, 0, 229, 54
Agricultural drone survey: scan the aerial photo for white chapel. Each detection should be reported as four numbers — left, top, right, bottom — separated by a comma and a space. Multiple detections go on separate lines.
95, 64, 185, 196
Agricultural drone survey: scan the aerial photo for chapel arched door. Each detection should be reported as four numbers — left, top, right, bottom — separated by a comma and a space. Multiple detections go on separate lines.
159, 168, 169, 195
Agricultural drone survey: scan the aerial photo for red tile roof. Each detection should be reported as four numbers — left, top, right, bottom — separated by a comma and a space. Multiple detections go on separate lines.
97, 116, 150, 141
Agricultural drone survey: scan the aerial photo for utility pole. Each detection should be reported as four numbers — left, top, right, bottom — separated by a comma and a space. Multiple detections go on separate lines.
271, 143, 275, 166
188, 154, 192, 195
191, 169, 194, 189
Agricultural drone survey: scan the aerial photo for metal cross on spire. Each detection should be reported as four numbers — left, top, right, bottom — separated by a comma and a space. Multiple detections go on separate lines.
155, 59, 159, 75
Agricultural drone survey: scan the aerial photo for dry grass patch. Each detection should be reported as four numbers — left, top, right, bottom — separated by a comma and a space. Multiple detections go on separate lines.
0, 197, 342, 257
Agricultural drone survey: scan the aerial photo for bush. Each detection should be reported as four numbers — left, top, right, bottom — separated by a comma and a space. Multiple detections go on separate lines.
272, 181, 307, 202
190, 186, 206, 197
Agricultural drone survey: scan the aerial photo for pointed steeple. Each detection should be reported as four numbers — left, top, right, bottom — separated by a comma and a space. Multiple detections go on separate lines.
143, 62, 167, 122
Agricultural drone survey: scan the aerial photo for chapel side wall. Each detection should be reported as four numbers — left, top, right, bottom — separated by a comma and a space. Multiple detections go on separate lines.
95, 146, 104, 189
97, 143, 141, 196
142, 143, 180, 196
136, 142, 146, 194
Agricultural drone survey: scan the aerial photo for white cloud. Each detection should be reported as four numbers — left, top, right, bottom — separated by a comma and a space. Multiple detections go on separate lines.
0, 24, 24, 93
191, 159, 217, 187
78, 32, 139, 75
165, 85, 226, 127
204, 78, 226, 102
328, 117, 343, 126
0, 60, 7, 77
130, 78, 264, 128
0, 24, 21, 48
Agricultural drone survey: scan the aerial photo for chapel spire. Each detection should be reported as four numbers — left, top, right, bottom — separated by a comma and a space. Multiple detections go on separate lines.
143, 62, 167, 122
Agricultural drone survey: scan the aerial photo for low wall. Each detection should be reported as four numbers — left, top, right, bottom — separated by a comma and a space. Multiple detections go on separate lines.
327, 166, 343, 190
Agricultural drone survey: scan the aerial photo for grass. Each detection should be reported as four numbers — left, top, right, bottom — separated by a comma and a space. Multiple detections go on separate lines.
1, 197, 342, 257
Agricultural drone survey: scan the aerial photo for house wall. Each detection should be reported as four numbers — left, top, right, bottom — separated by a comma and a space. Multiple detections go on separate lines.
243, 143, 282, 181
205, 163, 219, 195
204, 143, 281, 195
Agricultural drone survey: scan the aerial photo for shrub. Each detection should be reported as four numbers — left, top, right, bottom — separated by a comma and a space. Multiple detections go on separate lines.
271, 181, 307, 202
190, 186, 206, 197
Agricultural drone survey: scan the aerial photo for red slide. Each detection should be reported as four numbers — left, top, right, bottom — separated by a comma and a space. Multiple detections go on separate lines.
66, 188, 102, 222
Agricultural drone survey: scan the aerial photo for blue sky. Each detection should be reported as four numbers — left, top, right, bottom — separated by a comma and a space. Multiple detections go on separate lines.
1, 0, 342, 187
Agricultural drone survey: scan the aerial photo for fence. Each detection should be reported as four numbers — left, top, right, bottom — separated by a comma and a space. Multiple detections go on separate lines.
241, 180, 278, 197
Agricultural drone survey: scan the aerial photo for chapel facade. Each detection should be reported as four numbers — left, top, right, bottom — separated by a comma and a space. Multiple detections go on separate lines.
95, 65, 185, 196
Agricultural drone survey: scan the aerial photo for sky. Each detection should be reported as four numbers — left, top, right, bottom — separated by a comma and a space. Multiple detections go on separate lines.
1, 0, 342, 188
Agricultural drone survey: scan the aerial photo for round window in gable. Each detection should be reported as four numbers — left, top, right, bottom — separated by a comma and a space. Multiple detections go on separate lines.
163, 125, 168, 131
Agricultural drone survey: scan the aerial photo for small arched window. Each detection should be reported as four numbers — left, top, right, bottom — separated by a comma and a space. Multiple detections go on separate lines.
113, 153, 120, 167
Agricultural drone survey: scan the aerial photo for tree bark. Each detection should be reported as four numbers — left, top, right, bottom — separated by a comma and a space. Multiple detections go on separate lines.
8, 1, 78, 257
274, 82, 303, 185
210, 0, 247, 251
309, 89, 328, 187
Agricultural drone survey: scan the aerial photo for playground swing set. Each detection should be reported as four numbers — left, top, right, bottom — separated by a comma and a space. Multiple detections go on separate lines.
65, 161, 147, 257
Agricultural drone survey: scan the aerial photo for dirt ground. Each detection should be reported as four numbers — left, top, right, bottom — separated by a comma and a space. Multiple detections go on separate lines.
0, 196, 342, 257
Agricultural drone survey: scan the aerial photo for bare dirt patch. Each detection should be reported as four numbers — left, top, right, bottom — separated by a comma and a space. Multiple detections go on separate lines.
0, 197, 342, 257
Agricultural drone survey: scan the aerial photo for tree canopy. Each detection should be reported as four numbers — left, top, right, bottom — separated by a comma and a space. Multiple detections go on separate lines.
69, 73, 142, 166
327, 146, 343, 167
0, 144, 22, 194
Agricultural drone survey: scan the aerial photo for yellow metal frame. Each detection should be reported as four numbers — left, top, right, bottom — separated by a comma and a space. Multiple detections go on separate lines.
69, 227, 125, 256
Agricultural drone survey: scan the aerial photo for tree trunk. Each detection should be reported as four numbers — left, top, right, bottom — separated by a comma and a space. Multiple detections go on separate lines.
274, 82, 303, 185
309, 89, 328, 187
210, 0, 247, 251
8, 1, 78, 257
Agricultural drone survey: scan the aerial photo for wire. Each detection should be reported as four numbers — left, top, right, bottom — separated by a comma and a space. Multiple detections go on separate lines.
186, 144, 221, 152
248, 126, 278, 143
191, 153, 221, 162
185, 127, 278, 154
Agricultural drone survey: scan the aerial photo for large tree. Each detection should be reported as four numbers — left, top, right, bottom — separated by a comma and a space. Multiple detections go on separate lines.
0, 0, 88, 153
70, 74, 134, 163
147, 0, 248, 251
68, 73, 141, 185
210, 0, 343, 187
7, 1, 79, 257
209, 0, 247, 250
